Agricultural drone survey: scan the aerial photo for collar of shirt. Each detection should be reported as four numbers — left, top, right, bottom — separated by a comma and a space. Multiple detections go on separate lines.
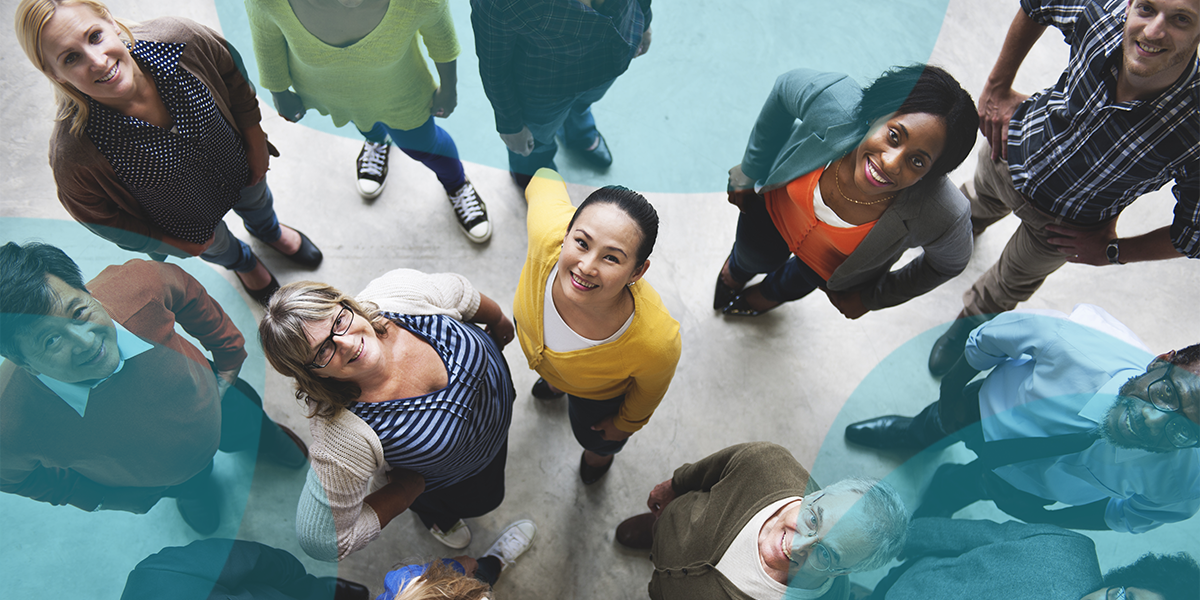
37, 321, 155, 417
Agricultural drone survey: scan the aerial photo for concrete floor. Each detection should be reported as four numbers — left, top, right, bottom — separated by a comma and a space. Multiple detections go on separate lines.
1, 0, 1197, 598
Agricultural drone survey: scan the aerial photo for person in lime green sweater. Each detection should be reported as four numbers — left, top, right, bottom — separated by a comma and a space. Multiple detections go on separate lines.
245, 0, 491, 242
514, 168, 681, 484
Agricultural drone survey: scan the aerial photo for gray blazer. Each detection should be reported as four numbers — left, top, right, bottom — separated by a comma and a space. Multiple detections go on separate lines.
740, 69, 973, 310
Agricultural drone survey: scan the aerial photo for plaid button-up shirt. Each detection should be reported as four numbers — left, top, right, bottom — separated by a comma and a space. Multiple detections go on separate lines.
471, 0, 651, 134
1007, 0, 1199, 257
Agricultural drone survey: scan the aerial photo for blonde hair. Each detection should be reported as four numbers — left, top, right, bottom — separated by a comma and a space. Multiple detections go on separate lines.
392, 560, 490, 600
259, 281, 390, 418
14, 0, 136, 136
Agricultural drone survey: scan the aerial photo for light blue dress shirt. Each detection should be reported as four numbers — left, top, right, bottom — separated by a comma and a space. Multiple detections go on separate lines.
37, 322, 154, 417
963, 305, 1200, 533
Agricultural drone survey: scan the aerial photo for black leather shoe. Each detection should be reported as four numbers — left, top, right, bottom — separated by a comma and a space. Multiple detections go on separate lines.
844, 415, 920, 449
510, 170, 533, 190
240, 271, 280, 308
713, 271, 740, 310
928, 315, 990, 376
531, 377, 564, 400
615, 512, 656, 549
580, 451, 613, 485
282, 228, 323, 269
259, 422, 308, 469
176, 486, 220, 535
333, 578, 369, 600
576, 133, 613, 168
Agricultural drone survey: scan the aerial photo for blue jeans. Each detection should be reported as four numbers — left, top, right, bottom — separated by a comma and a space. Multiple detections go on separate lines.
727, 196, 827, 302
508, 78, 616, 176
361, 117, 466, 192
200, 178, 281, 273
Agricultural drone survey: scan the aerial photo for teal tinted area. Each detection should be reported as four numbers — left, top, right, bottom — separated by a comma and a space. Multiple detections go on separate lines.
0, 218, 327, 598
216, 0, 949, 193
812, 323, 1200, 589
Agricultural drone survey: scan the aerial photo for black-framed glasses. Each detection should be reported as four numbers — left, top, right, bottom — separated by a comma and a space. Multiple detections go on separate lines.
1105, 586, 1127, 600
1142, 363, 1199, 449
307, 305, 353, 369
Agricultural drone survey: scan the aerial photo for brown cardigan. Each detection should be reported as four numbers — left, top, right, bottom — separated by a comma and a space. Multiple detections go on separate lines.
0, 260, 246, 512
47, 17, 262, 255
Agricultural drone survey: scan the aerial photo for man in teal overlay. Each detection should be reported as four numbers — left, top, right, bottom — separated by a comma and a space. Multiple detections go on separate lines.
927, 0, 1200, 373
470, 0, 652, 187
0, 242, 306, 535
847, 305, 1200, 533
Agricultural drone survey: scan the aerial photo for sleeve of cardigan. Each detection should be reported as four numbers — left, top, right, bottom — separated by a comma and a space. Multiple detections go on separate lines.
471, 0, 525, 134
613, 316, 681, 433
525, 169, 578, 246
740, 68, 836, 184
418, 0, 461, 63
171, 17, 263, 134
671, 442, 793, 495
149, 262, 248, 373
357, 269, 481, 321
860, 181, 973, 310
296, 416, 384, 562
244, 0, 294, 93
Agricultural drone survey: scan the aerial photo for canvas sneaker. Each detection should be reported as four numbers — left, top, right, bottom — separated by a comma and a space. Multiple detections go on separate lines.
428, 519, 471, 549
481, 519, 537, 571
448, 179, 491, 243
355, 140, 389, 199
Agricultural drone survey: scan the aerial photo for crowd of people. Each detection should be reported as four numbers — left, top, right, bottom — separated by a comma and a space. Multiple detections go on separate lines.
2, 0, 1198, 599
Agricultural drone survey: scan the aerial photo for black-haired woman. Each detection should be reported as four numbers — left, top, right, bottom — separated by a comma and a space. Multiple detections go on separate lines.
715, 65, 979, 318
514, 169, 681, 484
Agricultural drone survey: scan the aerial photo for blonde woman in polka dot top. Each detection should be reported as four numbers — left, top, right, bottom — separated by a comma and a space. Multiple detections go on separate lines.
16, 0, 324, 305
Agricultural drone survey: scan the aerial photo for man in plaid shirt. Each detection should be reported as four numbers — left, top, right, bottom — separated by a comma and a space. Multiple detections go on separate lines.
929, 0, 1199, 375
470, 0, 652, 187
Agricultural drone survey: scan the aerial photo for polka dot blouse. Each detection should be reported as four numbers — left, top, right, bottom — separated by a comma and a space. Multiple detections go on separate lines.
86, 40, 249, 245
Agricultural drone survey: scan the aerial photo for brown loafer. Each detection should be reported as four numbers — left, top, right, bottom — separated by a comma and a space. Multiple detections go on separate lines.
616, 512, 656, 549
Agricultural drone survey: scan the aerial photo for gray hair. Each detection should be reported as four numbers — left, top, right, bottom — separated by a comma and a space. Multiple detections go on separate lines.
822, 476, 909, 572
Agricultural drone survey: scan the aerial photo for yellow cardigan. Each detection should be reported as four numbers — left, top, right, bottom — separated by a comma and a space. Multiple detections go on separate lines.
514, 170, 681, 433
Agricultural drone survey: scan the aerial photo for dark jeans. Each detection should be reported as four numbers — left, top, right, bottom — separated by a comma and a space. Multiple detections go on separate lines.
361, 117, 466, 192
568, 394, 629, 456
727, 195, 827, 302
410, 441, 509, 532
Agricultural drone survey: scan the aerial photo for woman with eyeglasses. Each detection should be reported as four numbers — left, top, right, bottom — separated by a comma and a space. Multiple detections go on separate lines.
258, 269, 516, 561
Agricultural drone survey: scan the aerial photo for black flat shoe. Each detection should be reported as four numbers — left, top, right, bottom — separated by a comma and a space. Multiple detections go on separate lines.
579, 451, 613, 485
240, 271, 280, 307
713, 272, 740, 310
532, 377, 564, 400
722, 293, 777, 317
282, 228, 323, 269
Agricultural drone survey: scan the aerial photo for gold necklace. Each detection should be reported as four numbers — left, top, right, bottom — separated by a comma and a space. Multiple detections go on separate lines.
834, 155, 895, 206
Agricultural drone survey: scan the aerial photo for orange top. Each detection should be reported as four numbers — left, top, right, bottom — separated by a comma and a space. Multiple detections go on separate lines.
764, 168, 877, 281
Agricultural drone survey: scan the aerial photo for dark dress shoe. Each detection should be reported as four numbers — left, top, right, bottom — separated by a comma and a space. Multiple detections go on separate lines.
844, 415, 920, 449
282, 228, 323, 269
259, 422, 309, 469
575, 133, 613, 168
333, 578, 369, 600
531, 377, 564, 400
176, 489, 220, 535
615, 512, 656, 549
722, 292, 777, 317
511, 170, 534, 190
579, 451, 613, 485
240, 271, 280, 308
928, 315, 990, 376
713, 271, 740, 310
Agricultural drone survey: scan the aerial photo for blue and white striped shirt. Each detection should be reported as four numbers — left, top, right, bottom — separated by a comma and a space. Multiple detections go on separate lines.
348, 314, 513, 491
1008, 0, 1199, 257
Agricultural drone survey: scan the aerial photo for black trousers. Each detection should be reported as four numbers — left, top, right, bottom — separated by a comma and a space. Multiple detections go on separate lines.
409, 440, 509, 532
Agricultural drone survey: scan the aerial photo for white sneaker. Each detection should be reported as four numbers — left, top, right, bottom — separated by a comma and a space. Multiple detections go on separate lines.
448, 179, 491, 243
356, 140, 389, 199
481, 519, 536, 571
429, 519, 471, 549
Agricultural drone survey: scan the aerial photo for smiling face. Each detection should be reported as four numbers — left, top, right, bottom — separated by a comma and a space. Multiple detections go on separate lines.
848, 112, 947, 201
555, 202, 649, 308
301, 307, 382, 382
1122, 0, 1200, 90
15, 274, 119, 384
38, 3, 138, 105
1103, 357, 1200, 452
757, 490, 872, 587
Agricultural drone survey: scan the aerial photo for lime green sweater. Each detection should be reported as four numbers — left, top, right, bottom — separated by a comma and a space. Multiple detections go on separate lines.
514, 169, 682, 433
245, 0, 459, 131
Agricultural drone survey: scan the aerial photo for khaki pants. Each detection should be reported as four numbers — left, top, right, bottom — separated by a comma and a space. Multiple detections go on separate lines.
962, 146, 1111, 316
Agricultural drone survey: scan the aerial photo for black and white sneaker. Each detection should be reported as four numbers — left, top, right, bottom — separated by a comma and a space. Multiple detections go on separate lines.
355, 140, 389, 199
448, 179, 491, 243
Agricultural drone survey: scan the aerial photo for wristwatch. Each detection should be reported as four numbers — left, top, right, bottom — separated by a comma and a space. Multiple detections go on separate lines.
1105, 239, 1124, 265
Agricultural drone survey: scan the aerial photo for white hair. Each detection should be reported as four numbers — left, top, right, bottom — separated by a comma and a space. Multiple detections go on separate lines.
821, 477, 909, 572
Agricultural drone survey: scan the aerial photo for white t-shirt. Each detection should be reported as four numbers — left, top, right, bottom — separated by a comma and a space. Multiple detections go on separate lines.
542, 265, 634, 352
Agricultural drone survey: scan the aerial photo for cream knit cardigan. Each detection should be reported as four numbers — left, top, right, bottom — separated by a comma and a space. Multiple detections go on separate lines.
295, 269, 480, 562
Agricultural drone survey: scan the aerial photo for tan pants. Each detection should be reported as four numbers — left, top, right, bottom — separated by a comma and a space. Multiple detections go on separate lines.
961, 146, 1111, 316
